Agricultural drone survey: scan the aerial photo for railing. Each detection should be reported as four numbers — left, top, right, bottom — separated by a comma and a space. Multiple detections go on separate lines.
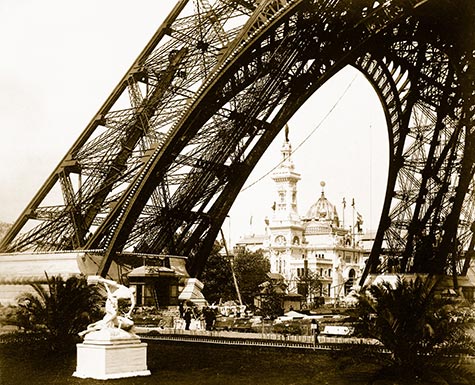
137, 327, 385, 352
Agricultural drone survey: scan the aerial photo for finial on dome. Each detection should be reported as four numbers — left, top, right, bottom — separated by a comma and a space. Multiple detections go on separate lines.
320, 181, 326, 196
284, 124, 289, 142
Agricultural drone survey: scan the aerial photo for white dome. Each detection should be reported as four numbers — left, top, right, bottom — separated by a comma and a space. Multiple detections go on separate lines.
305, 187, 339, 226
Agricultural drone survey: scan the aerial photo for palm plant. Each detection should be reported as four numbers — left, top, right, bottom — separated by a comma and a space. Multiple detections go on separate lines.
17, 274, 103, 350
356, 275, 475, 384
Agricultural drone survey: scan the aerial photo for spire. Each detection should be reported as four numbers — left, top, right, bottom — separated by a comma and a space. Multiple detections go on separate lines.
280, 125, 293, 166
271, 127, 301, 223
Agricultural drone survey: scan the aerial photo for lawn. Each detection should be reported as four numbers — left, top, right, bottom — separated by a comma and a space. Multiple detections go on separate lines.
0, 338, 379, 385
1, 338, 474, 385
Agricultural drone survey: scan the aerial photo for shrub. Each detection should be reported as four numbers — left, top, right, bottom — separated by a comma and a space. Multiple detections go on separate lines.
0, 304, 23, 328
16, 274, 103, 351
272, 321, 303, 336
355, 275, 475, 383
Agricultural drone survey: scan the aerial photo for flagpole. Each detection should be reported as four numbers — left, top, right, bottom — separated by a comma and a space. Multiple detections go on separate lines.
352, 200, 356, 280
352, 198, 355, 247
342, 198, 346, 229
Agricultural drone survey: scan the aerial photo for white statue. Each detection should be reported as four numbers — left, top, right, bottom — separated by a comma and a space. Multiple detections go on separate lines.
79, 276, 136, 337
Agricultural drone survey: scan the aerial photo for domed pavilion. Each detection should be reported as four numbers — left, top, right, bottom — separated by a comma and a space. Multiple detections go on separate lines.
265, 135, 367, 302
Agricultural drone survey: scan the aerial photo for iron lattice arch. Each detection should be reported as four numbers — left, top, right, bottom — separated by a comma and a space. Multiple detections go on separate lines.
1, 0, 474, 282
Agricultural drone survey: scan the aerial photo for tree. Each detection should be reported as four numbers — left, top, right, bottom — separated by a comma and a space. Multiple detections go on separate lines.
16, 274, 103, 351
233, 249, 270, 306
355, 275, 475, 384
257, 280, 284, 319
200, 245, 270, 307
297, 270, 322, 305
200, 242, 236, 304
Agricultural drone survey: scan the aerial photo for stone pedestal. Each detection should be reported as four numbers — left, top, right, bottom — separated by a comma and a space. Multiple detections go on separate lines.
73, 328, 151, 379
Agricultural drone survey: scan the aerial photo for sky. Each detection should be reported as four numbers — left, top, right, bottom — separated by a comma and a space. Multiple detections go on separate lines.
0, 1, 389, 247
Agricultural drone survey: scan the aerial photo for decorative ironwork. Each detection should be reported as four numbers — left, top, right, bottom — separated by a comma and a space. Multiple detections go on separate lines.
1, 0, 474, 284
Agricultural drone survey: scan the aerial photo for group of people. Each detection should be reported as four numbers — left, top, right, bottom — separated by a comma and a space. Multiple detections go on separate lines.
77, 277, 321, 346
179, 302, 217, 331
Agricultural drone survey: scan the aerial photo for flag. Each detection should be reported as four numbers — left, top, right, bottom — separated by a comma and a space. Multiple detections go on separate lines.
356, 212, 363, 225
356, 212, 363, 232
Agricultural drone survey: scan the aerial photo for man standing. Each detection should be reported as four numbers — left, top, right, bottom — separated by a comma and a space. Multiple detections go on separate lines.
310, 319, 320, 349
184, 307, 193, 330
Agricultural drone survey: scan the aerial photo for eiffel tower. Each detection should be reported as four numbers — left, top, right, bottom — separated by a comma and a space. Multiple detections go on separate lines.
1, 0, 474, 286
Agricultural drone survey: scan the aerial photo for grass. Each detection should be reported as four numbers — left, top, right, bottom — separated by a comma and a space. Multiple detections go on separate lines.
1, 337, 473, 384
0, 338, 379, 385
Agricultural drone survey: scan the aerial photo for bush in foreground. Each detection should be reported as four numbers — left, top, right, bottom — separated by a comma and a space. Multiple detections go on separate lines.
355, 275, 475, 384
16, 274, 103, 351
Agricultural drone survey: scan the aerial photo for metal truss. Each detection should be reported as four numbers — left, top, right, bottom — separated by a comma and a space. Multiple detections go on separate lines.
1, 0, 474, 283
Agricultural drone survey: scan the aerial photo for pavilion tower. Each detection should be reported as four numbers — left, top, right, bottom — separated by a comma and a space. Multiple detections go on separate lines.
271, 125, 301, 225
268, 127, 304, 281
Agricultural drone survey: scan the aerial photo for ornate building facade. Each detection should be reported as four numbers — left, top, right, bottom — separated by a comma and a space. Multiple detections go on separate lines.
236, 131, 369, 301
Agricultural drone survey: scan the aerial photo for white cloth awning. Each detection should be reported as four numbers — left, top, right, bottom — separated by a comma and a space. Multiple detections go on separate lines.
0, 252, 84, 284
283, 310, 306, 319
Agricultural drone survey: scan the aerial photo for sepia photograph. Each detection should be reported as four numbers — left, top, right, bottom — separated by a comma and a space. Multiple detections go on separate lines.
1, 1, 474, 384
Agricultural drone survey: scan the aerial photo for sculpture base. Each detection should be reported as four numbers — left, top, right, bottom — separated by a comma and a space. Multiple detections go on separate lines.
73, 329, 150, 379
